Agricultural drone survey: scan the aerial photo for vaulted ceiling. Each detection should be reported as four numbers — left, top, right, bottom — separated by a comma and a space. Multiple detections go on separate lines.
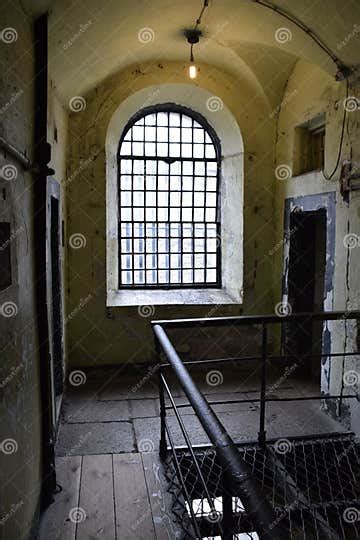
45, 0, 360, 104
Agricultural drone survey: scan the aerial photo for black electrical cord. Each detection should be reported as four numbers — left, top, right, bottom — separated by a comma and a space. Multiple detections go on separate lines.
194, 0, 209, 31
249, 0, 351, 78
322, 79, 349, 181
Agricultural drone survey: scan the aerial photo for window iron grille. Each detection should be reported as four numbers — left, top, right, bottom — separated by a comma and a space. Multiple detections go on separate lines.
117, 104, 221, 288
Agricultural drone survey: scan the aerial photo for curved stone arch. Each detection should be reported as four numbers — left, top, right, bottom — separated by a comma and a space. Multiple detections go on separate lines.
106, 83, 244, 305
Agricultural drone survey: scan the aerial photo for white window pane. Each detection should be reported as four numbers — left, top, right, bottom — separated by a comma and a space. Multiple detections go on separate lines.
194, 208, 204, 222
146, 161, 157, 175
145, 208, 156, 221
207, 162, 217, 176
207, 193, 217, 207
182, 161, 193, 175
146, 239, 156, 252
158, 208, 168, 220
133, 191, 144, 206
146, 270, 156, 283
171, 254, 181, 268
121, 208, 132, 221
134, 239, 145, 253
170, 238, 180, 252
158, 224, 168, 237
121, 271, 132, 284
132, 142, 144, 155
193, 144, 204, 158
124, 130, 131, 141
132, 125, 144, 140
133, 160, 144, 174
133, 208, 144, 220
207, 254, 216, 267
183, 239, 192, 252
157, 142, 168, 156
194, 269, 204, 282
144, 142, 155, 155
182, 127, 192, 143
120, 176, 131, 189
206, 177, 217, 191
205, 144, 216, 158
121, 191, 132, 206
121, 255, 132, 269
120, 160, 132, 174
158, 161, 169, 174
183, 254, 192, 268
145, 113, 156, 125
183, 270, 193, 283
170, 176, 181, 190
182, 192, 192, 207
158, 192, 168, 206
195, 254, 204, 268
195, 224, 205, 237
194, 192, 204, 206
133, 176, 144, 190
207, 224, 217, 237
146, 254, 157, 268
169, 208, 180, 221
170, 161, 181, 174
182, 177, 192, 191
146, 192, 156, 206
170, 192, 180, 206
158, 238, 168, 252
158, 177, 169, 190
194, 177, 205, 190
158, 254, 169, 269
157, 126, 168, 142
169, 112, 180, 126
146, 224, 157, 237
182, 144, 192, 158
182, 224, 193, 237
157, 112, 168, 126
195, 162, 205, 175
182, 208, 192, 221
206, 269, 217, 282
205, 208, 216, 222
169, 127, 180, 141
182, 115, 192, 127
193, 129, 204, 143
145, 176, 156, 190
158, 270, 169, 283
195, 239, 205, 252
207, 238, 217, 252
134, 270, 145, 284
170, 270, 181, 283
169, 144, 180, 157
120, 141, 131, 155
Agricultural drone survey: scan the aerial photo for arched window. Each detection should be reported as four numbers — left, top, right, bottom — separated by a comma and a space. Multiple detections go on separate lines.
117, 104, 221, 288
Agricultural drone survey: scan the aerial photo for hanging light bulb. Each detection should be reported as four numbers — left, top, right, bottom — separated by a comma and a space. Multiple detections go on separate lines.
185, 29, 201, 80
189, 50, 197, 79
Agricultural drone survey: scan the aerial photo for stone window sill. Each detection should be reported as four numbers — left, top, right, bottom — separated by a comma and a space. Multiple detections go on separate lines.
107, 288, 241, 307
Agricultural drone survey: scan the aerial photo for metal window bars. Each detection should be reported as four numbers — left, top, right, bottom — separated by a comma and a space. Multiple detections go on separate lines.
152, 311, 360, 539
117, 104, 221, 289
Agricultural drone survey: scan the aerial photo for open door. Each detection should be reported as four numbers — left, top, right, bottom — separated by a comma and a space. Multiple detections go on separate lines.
284, 208, 327, 378
47, 179, 64, 428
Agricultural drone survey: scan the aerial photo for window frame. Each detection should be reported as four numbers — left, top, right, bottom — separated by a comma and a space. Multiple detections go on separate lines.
116, 103, 222, 290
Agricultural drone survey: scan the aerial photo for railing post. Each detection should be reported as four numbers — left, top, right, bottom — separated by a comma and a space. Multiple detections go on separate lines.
222, 488, 233, 540
156, 335, 167, 460
258, 323, 267, 448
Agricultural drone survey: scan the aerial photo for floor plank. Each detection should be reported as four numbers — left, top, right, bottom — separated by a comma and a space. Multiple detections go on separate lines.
141, 452, 182, 540
113, 453, 156, 539
76, 454, 115, 540
38, 456, 81, 540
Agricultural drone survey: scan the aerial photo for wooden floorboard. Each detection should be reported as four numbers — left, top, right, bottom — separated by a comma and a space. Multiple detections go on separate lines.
142, 452, 182, 540
76, 454, 116, 540
38, 456, 81, 540
113, 453, 156, 539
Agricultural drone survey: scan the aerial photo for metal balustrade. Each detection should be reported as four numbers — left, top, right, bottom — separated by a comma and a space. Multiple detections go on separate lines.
152, 311, 360, 539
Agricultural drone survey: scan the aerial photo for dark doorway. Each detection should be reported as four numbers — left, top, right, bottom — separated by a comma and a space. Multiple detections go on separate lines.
50, 195, 64, 418
284, 208, 327, 377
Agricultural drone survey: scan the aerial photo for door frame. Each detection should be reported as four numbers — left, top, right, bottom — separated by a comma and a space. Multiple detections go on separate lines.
282, 192, 336, 391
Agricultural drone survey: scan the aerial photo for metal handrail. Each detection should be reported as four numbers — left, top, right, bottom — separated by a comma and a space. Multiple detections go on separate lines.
154, 324, 288, 539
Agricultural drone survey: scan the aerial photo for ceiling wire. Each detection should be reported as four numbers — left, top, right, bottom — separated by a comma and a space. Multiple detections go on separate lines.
249, 0, 351, 78
194, 0, 210, 31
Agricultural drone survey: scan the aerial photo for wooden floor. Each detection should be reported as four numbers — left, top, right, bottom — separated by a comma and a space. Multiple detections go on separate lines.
38, 452, 182, 540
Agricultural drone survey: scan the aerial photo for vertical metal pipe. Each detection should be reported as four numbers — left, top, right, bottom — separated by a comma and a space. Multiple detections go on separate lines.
156, 337, 167, 459
258, 323, 267, 448
222, 487, 233, 540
